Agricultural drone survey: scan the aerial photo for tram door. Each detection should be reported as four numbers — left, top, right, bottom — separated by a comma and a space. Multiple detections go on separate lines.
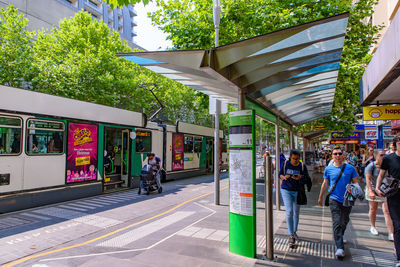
121, 130, 130, 187
206, 139, 214, 173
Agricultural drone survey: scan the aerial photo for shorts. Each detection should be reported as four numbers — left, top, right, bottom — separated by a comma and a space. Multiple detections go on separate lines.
365, 186, 386, 202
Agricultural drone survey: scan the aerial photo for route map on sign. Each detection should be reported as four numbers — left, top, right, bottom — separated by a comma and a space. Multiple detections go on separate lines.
229, 150, 253, 216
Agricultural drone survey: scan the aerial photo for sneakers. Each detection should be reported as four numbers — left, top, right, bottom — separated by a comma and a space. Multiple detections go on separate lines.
293, 232, 299, 242
335, 248, 345, 259
396, 260, 400, 267
389, 233, 394, 241
370, 226, 379, 236
289, 235, 295, 245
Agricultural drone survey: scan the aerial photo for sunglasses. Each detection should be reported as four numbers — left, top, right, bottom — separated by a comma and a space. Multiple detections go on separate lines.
333, 152, 343, 156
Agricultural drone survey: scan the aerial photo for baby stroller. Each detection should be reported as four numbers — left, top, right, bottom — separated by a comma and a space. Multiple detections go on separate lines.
138, 164, 163, 195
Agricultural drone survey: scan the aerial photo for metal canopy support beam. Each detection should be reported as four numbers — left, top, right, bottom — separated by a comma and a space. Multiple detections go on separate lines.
214, 102, 220, 205
275, 117, 281, 211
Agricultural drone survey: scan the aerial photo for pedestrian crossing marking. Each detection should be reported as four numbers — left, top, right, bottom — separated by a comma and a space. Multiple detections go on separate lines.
20, 212, 51, 221
33, 207, 121, 228
97, 211, 195, 248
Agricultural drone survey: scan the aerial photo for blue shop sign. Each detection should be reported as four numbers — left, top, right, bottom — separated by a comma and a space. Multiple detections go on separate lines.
331, 132, 361, 139
353, 124, 365, 130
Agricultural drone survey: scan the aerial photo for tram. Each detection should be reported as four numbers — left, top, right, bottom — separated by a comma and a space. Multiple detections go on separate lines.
0, 85, 227, 213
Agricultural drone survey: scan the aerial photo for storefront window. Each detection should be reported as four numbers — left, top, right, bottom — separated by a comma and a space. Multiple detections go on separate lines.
135, 131, 151, 153
194, 137, 202, 152
0, 116, 22, 155
26, 119, 64, 155
184, 136, 194, 153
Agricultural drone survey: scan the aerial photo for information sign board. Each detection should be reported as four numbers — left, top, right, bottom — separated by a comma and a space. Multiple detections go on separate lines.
228, 110, 256, 258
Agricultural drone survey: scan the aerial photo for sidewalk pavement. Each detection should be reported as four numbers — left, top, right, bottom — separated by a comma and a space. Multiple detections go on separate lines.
160, 166, 398, 267
1, 167, 398, 266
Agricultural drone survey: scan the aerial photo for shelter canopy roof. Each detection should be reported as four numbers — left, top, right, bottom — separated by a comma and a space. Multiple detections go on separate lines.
119, 13, 348, 126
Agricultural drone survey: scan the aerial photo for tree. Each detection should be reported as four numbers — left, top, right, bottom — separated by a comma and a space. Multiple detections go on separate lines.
105, 0, 151, 8
150, 0, 382, 134
30, 11, 212, 126
0, 5, 34, 88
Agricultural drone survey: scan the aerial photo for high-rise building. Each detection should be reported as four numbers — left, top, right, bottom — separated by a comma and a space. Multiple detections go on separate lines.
0, 0, 143, 50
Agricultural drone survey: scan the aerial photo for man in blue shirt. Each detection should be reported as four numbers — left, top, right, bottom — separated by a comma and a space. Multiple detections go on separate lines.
318, 146, 359, 259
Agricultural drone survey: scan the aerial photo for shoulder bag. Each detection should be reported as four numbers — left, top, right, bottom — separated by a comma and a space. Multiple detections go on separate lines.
324, 163, 347, 206
379, 176, 399, 198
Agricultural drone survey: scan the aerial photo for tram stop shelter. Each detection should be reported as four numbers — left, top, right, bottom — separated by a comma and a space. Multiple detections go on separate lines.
118, 13, 349, 259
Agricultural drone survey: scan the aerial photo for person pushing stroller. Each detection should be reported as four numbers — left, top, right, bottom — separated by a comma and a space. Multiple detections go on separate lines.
147, 152, 162, 188
138, 152, 163, 195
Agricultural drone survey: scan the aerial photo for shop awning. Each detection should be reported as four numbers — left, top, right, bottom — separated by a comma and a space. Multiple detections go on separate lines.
359, 10, 400, 106
119, 13, 349, 126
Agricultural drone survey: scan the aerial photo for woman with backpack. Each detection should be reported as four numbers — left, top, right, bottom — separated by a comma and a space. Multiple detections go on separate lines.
279, 149, 312, 248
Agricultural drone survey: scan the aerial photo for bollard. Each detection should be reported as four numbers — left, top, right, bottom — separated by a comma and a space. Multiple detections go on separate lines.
264, 155, 274, 260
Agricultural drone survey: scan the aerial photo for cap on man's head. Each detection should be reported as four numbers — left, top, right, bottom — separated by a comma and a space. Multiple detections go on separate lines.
147, 153, 155, 157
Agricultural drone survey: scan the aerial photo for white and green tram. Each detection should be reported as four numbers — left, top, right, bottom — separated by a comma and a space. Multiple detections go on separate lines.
0, 85, 226, 213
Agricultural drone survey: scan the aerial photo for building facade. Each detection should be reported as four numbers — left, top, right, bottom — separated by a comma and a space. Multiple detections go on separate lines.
359, 0, 400, 150
0, 0, 142, 49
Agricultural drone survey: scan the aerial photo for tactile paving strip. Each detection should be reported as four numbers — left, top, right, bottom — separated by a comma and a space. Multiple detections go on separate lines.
259, 236, 335, 259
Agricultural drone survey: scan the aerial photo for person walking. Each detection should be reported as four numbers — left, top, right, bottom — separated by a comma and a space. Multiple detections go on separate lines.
365, 149, 393, 240
279, 149, 312, 248
318, 146, 359, 259
376, 135, 400, 267
362, 147, 375, 174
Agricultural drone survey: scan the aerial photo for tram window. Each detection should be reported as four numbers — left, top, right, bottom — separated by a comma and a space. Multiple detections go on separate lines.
194, 137, 202, 153
0, 116, 22, 155
184, 136, 194, 153
26, 119, 64, 155
135, 131, 151, 153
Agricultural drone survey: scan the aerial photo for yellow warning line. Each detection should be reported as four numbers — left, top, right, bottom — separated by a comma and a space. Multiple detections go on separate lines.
3, 186, 228, 267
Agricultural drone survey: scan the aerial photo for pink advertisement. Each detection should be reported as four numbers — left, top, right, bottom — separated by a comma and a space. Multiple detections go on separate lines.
172, 133, 184, 171
66, 123, 98, 183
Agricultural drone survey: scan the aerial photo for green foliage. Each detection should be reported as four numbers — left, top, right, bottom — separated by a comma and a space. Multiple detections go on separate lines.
0, 7, 212, 127
105, 0, 151, 8
151, 0, 382, 134
0, 5, 34, 88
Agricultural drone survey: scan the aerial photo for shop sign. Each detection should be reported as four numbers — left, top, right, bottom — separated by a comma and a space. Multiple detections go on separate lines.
345, 140, 359, 144
172, 133, 184, 171
392, 120, 400, 130
365, 126, 378, 140
363, 105, 400, 121
315, 125, 326, 130
331, 132, 361, 139
383, 125, 396, 140
353, 124, 365, 130
66, 123, 98, 183
330, 140, 344, 144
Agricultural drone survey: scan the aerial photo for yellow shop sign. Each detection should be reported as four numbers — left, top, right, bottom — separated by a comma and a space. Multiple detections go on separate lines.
363, 105, 400, 121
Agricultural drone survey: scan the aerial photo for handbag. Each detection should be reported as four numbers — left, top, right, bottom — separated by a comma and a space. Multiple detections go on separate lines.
379, 176, 400, 198
325, 164, 347, 206
297, 185, 307, 205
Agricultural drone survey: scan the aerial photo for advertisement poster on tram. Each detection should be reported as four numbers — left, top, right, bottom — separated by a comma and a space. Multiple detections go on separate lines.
66, 123, 98, 183
172, 133, 184, 170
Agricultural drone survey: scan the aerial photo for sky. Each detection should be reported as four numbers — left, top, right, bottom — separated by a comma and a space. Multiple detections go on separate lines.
134, 2, 172, 51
